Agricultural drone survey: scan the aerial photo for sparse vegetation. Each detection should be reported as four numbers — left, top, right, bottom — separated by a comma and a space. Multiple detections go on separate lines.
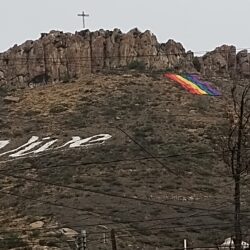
0, 73, 249, 249
193, 56, 202, 72
49, 103, 69, 113
0, 234, 27, 249
128, 60, 146, 71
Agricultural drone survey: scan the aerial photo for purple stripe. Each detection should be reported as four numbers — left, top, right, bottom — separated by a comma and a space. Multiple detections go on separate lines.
190, 74, 221, 96
184, 75, 213, 95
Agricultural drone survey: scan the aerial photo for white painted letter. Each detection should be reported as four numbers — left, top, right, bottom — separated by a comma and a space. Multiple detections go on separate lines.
33, 139, 58, 153
9, 138, 59, 157
0, 140, 10, 150
9, 141, 44, 157
55, 137, 82, 149
0, 136, 39, 157
69, 134, 112, 148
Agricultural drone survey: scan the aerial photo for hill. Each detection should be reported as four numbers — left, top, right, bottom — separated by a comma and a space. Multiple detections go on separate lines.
0, 28, 250, 249
0, 70, 249, 249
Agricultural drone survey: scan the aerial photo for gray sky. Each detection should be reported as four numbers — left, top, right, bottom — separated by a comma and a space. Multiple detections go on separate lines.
1, 0, 249, 53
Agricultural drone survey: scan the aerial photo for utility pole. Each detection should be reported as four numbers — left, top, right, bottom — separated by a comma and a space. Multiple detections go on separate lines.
111, 229, 117, 250
76, 230, 87, 250
81, 230, 87, 250
184, 239, 187, 250
77, 11, 89, 29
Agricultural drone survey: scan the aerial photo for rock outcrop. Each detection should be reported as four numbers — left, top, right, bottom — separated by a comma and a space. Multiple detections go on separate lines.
236, 49, 250, 76
0, 30, 92, 88
199, 45, 250, 77
200, 45, 237, 76
1, 28, 250, 88
0, 28, 193, 87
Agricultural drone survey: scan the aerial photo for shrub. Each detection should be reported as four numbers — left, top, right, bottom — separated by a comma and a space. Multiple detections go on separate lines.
49, 103, 68, 114
0, 234, 27, 249
193, 56, 201, 72
128, 60, 146, 71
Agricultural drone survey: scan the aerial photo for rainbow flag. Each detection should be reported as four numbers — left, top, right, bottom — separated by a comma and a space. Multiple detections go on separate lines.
164, 73, 221, 96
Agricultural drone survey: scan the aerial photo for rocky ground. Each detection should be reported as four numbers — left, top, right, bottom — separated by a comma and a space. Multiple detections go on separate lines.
0, 71, 250, 249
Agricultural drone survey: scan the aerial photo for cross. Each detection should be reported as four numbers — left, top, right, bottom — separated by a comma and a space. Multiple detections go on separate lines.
77, 11, 89, 29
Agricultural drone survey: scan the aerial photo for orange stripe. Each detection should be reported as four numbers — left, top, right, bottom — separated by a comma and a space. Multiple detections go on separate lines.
176, 75, 207, 95
164, 73, 207, 95
171, 74, 198, 94
168, 74, 201, 95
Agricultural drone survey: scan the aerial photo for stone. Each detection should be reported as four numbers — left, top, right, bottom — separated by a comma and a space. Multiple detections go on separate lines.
59, 228, 78, 238
3, 96, 20, 103
29, 221, 44, 229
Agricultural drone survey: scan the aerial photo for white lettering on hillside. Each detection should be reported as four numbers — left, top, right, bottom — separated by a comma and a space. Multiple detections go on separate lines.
0, 136, 39, 157
0, 140, 10, 150
34, 139, 58, 153
0, 134, 112, 160
69, 134, 112, 148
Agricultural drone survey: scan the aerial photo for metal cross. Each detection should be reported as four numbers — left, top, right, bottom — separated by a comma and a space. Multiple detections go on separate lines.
77, 11, 89, 29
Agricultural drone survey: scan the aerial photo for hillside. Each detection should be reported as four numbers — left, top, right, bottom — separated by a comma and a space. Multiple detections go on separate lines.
0, 70, 249, 249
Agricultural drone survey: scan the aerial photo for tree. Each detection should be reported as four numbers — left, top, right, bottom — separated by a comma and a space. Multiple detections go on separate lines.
222, 81, 250, 250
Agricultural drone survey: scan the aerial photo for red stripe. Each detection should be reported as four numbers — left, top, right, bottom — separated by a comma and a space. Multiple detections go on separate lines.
164, 73, 202, 95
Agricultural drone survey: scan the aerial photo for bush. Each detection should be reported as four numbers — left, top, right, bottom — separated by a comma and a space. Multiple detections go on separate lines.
0, 86, 7, 97
0, 234, 27, 249
128, 60, 146, 71
49, 103, 68, 113
193, 56, 201, 72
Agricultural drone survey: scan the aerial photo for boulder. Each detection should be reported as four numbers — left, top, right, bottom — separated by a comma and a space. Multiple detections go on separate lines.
59, 228, 78, 238
29, 220, 44, 229
3, 96, 20, 103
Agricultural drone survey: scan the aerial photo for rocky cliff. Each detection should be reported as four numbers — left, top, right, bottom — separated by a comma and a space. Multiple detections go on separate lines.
0, 28, 249, 87
198, 45, 250, 77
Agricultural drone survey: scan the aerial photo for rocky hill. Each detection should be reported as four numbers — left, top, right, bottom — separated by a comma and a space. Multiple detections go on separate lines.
0, 29, 250, 249
0, 28, 250, 89
0, 70, 250, 249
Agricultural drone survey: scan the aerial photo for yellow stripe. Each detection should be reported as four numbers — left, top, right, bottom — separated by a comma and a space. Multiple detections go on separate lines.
176, 75, 207, 95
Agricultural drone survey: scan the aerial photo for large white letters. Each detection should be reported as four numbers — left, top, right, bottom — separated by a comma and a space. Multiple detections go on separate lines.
0, 134, 112, 160
0, 136, 39, 157
33, 139, 58, 153
69, 134, 112, 148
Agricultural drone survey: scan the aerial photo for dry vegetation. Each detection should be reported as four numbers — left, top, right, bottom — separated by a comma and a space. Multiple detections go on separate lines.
0, 72, 249, 249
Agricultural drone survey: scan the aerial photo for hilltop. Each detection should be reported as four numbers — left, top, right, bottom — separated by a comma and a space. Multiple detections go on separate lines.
0, 28, 250, 90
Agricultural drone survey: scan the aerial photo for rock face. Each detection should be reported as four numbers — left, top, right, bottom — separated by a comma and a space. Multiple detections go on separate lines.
236, 49, 250, 76
200, 45, 237, 76
0, 30, 91, 88
0, 28, 193, 87
0, 28, 250, 88
199, 45, 250, 77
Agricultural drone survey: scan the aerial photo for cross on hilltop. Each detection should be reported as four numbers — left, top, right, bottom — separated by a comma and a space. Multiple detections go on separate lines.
77, 11, 89, 29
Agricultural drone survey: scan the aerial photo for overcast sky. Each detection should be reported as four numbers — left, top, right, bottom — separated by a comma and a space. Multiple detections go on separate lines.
1, 0, 249, 53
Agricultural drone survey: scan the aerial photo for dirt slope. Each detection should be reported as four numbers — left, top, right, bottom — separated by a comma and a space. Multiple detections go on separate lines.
0, 72, 249, 249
